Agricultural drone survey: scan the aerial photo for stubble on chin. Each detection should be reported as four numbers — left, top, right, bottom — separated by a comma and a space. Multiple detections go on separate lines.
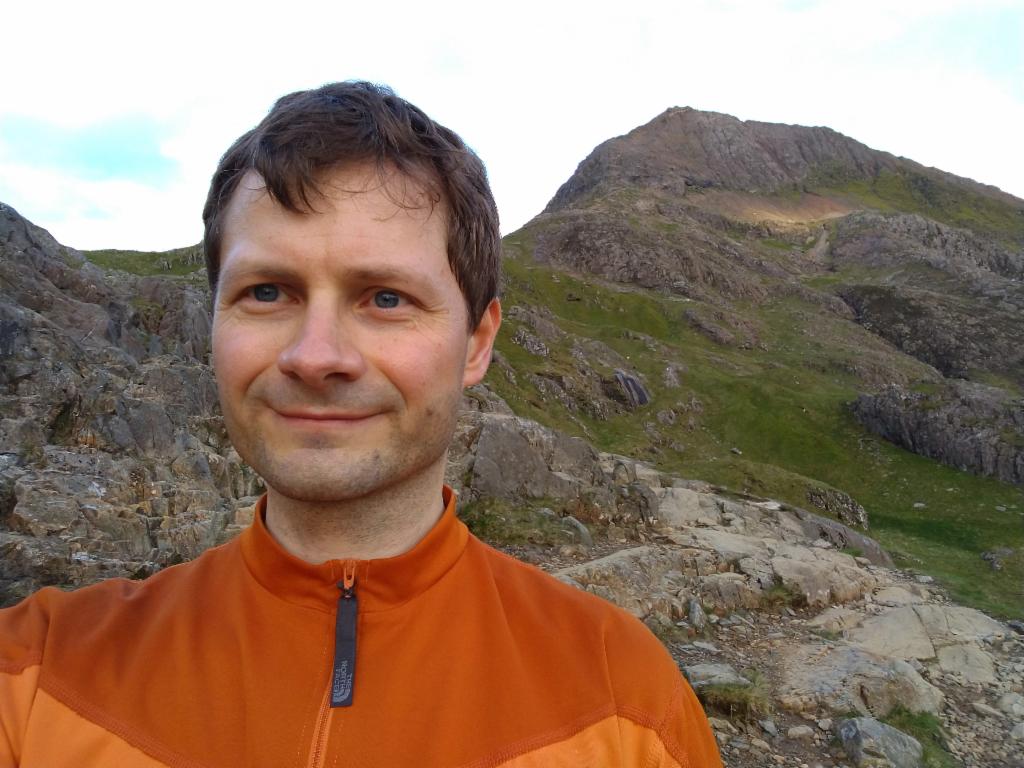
228, 400, 460, 504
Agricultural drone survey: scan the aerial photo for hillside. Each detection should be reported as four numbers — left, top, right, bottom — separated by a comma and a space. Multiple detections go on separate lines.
491, 108, 1023, 619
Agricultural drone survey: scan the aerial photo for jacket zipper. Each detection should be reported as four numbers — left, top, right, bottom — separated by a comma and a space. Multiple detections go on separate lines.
331, 560, 358, 707
306, 689, 332, 768
306, 560, 359, 768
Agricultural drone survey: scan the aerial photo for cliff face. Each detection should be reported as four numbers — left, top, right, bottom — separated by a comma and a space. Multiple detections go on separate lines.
852, 382, 1024, 488
0, 203, 261, 603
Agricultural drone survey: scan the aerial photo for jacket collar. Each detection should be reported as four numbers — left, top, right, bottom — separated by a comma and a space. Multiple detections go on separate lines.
239, 486, 468, 614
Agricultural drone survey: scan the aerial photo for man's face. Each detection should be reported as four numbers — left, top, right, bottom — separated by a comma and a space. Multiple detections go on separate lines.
212, 165, 499, 503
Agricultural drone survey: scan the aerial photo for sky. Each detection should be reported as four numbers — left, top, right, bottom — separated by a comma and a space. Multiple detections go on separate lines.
1, 0, 1022, 251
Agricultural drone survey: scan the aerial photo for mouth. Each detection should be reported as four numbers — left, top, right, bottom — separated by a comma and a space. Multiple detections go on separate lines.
271, 408, 381, 425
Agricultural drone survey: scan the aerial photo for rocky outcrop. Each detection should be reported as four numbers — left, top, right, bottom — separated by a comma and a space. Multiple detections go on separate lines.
839, 283, 1024, 383
832, 212, 1024, 286
529, 208, 775, 304
852, 382, 1024, 486
830, 214, 1024, 384
776, 644, 945, 717
837, 717, 924, 768
0, 203, 256, 604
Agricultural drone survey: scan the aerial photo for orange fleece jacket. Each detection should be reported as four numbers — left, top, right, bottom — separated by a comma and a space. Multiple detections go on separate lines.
0, 488, 722, 767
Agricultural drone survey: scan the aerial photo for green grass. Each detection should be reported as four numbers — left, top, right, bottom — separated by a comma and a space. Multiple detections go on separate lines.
491, 242, 1024, 619
762, 583, 808, 611
84, 244, 206, 277
457, 497, 576, 547
695, 669, 772, 719
881, 706, 957, 768
807, 166, 1024, 244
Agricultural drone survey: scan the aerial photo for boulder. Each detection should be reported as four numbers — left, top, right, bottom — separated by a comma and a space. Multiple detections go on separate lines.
555, 546, 686, 620
848, 608, 937, 660
653, 487, 704, 527
808, 606, 865, 634
770, 553, 877, 607
700, 572, 764, 611
837, 717, 923, 768
935, 643, 996, 684
776, 644, 944, 717
997, 692, 1024, 718
464, 414, 604, 503
684, 663, 751, 690
688, 528, 768, 563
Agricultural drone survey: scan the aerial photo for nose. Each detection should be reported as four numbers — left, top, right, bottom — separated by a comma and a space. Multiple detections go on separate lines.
277, 303, 367, 388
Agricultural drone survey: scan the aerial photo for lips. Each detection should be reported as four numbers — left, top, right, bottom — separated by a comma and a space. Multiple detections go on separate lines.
273, 409, 379, 421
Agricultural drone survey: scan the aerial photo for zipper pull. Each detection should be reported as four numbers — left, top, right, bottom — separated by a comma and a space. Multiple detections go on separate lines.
331, 561, 358, 708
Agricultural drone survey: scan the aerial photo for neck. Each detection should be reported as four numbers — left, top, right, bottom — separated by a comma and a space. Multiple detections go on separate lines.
263, 464, 448, 563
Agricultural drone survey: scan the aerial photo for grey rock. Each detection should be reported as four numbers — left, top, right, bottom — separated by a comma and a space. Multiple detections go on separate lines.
460, 413, 605, 504
936, 643, 996, 684
997, 692, 1024, 718
653, 487, 706, 527
787, 725, 814, 740
837, 717, 923, 768
606, 369, 651, 409
776, 644, 944, 716
759, 719, 778, 737
683, 663, 751, 690
560, 515, 593, 547
688, 597, 708, 632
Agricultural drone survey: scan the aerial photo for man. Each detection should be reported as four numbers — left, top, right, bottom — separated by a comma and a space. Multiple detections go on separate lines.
0, 82, 721, 767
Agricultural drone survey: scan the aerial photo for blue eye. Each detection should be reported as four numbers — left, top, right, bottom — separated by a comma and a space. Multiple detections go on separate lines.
373, 291, 401, 309
252, 284, 279, 302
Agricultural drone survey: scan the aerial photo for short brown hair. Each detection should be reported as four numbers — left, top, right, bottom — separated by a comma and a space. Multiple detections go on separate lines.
202, 81, 500, 328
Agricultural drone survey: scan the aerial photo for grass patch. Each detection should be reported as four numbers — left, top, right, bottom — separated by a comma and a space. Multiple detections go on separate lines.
762, 583, 807, 611
882, 706, 957, 768
84, 244, 205, 277
457, 497, 571, 547
696, 669, 771, 719
807, 166, 1024, 244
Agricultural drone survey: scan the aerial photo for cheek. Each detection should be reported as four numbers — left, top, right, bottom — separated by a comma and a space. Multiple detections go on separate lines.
375, 332, 465, 397
212, 320, 274, 395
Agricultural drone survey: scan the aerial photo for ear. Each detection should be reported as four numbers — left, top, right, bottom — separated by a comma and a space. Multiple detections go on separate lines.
463, 298, 502, 387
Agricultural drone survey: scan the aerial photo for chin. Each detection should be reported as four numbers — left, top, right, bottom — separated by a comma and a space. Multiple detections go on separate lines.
254, 449, 442, 504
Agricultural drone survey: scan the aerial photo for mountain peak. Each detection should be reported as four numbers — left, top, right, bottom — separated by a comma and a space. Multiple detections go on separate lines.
544, 107, 897, 214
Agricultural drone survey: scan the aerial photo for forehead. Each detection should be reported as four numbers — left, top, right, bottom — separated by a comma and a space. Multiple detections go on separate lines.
224, 163, 443, 233
218, 165, 450, 279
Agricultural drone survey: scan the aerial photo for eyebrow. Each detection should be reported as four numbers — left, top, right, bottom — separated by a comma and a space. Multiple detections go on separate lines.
218, 260, 432, 288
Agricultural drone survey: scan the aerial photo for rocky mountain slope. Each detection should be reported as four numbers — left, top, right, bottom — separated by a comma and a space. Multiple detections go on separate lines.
496, 107, 1022, 621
